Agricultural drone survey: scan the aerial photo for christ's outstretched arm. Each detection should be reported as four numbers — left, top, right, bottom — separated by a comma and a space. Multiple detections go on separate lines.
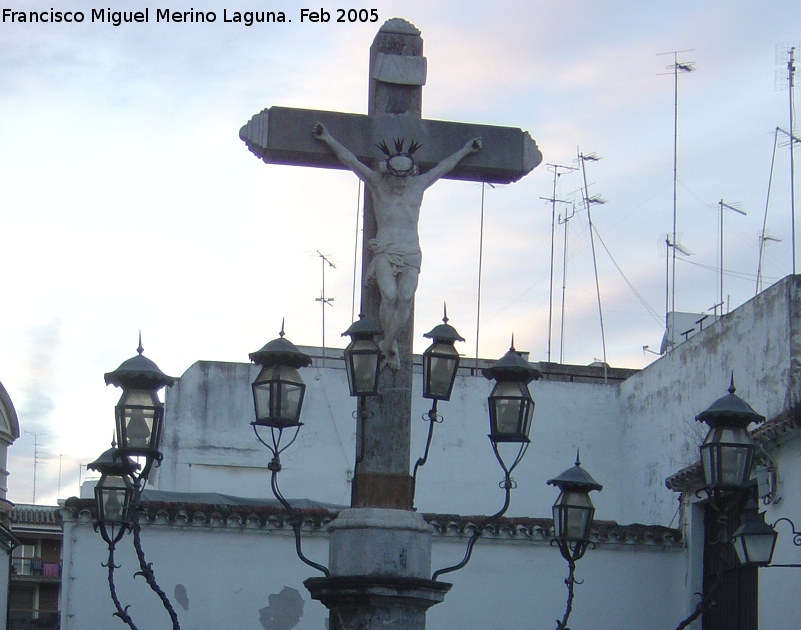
417, 138, 482, 189
313, 123, 380, 186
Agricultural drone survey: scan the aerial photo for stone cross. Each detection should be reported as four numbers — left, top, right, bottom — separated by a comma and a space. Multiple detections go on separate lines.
240, 18, 542, 511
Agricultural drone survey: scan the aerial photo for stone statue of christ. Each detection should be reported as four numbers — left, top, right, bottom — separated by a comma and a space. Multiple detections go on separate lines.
313, 122, 482, 369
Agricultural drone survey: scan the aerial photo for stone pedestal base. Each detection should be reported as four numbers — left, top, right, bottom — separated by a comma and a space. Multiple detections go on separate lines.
328, 508, 433, 577
305, 576, 451, 630
306, 508, 451, 629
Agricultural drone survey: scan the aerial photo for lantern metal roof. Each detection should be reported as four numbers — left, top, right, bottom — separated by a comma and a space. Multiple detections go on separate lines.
104, 339, 175, 390
695, 377, 766, 428
423, 306, 465, 344
250, 325, 313, 369
547, 456, 603, 492
87, 447, 140, 476
482, 340, 541, 383
342, 314, 382, 340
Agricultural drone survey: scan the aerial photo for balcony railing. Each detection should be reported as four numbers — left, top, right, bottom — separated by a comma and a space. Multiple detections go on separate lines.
8, 609, 60, 629
10, 557, 61, 578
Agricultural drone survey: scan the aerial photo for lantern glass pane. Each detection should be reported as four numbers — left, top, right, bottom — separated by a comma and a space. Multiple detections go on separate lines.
252, 365, 305, 427
275, 371, 303, 421
345, 339, 380, 396
97, 475, 130, 524
553, 491, 594, 542
424, 343, 459, 400
117, 389, 160, 452
735, 531, 777, 566
253, 381, 272, 422
489, 381, 533, 440
701, 426, 754, 488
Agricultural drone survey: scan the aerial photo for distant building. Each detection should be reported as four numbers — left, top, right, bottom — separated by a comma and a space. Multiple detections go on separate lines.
0, 380, 21, 625
8, 505, 61, 630
660, 311, 718, 353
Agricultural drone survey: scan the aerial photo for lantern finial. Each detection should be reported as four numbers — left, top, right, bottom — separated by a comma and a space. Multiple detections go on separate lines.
442, 302, 449, 325
137, 331, 144, 356
729, 372, 736, 395
280, 318, 286, 338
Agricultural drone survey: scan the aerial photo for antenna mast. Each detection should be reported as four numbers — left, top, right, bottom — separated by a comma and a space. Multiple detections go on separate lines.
788, 46, 797, 273
578, 149, 608, 381
757, 129, 781, 296
658, 50, 695, 347
718, 200, 746, 314
558, 205, 576, 364
315, 251, 336, 364
663, 236, 693, 352
541, 163, 576, 364
24, 430, 47, 504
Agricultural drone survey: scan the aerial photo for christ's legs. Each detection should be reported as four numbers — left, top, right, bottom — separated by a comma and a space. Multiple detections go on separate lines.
371, 257, 419, 370
379, 265, 419, 370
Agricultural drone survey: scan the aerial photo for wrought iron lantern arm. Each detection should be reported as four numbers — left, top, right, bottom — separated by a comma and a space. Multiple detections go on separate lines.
673, 554, 727, 630
431, 470, 513, 581
554, 554, 580, 630
412, 400, 443, 504
772, 517, 801, 546
104, 544, 140, 630
94, 519, 129, 549
268, 456, 330, 577
763, 517, 801, 568
130, 510, 181, 630
252, 423, 302, 461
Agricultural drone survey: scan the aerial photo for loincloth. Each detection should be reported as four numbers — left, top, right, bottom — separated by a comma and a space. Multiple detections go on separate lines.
365, 238, 422, 283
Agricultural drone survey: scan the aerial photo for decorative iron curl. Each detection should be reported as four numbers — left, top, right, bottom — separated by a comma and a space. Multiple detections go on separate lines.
773, 517, 801, 546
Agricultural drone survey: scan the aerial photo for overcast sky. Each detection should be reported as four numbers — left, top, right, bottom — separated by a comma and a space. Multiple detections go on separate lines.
1, 0, 799, 506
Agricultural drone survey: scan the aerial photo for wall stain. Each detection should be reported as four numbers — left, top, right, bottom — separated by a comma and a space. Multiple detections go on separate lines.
259, 586, 305, 630
174, 584, 189, 611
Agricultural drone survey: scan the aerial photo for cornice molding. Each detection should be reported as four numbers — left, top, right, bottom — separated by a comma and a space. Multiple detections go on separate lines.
62, 498, 681, 549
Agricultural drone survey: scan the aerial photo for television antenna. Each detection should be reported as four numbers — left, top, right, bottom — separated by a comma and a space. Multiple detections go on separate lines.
557, 205, 577, 364
658, 50, 696, 328
541, 163, 577, 363
777, 44, 798, 272
663, 235, 693, 351
578, 148, 608, 381
314, 250, 336, 364
24, 430, 48, 504
718, 200, 746, 314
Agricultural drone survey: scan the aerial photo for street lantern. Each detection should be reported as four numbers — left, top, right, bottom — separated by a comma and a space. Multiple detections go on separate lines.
342, 315, 382, 398
696, 377, 765, 491
104, 340, 175, 482
249, 325, 313, 429
547, 454, 602, 630
482, 339, 542, 444
87, 448, 139, 545
732, 500, 778, 567
422, 307, 464, 401
547, 454, 603, 548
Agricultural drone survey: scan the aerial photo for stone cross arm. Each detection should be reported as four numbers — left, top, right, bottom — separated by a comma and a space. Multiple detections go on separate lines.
240, 106, 543, 184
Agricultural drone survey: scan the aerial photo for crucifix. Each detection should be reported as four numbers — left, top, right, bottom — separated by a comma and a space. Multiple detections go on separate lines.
241, 17, 542, 511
